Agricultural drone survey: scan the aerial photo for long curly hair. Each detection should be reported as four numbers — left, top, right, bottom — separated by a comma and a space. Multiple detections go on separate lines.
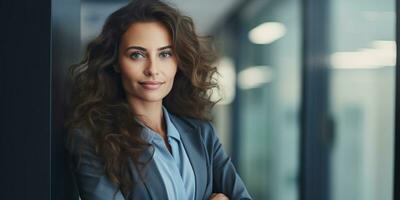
65, 0, 219, 199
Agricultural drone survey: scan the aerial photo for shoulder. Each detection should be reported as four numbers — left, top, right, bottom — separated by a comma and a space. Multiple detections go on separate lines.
169, 113, 214, 130
169, 114, 219, 144
177, 115, 213, 128
65, 127, 96, 156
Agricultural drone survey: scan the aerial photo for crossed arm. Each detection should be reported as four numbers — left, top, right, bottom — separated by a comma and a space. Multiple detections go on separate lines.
66, 126, 252, 200
204, 121, 253, 200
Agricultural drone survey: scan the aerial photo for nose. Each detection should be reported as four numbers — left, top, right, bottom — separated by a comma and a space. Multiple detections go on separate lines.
144, 55, 159, 77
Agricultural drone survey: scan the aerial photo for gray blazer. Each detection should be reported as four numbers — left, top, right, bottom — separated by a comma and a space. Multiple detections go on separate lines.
66, 114, 252, 200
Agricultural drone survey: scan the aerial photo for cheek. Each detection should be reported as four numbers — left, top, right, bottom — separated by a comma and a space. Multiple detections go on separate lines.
165, 67, 177, 89
169, 68, 177, 80
119, 65, 142, 92
121, 68, 137, 80
167, 62, 178, 80
120, 62, 142, 80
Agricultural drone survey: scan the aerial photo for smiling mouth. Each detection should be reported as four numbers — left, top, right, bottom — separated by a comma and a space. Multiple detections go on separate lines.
139, 81, 165, 90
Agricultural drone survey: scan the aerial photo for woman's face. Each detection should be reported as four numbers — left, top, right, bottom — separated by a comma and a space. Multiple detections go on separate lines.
118, 21, 177, 104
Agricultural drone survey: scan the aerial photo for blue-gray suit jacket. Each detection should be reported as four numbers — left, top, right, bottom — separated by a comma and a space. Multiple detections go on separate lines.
66, 114, 252, 200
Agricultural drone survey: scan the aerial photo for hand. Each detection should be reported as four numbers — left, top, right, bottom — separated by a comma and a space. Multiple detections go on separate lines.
209, 193, 229, 200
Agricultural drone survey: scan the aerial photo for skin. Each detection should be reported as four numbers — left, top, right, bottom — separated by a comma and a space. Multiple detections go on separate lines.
117, 21, 229, 200
209, 193, 230, 200
117, 21, 177, 152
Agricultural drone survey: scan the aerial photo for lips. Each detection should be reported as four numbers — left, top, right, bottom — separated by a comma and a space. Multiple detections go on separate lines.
139, 81, 165, 90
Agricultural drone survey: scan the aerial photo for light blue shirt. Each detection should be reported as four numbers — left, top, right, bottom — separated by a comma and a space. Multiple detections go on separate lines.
138, 106, 196, 200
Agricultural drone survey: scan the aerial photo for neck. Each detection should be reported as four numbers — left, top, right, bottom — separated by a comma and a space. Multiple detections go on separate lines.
126, 97, 165, 136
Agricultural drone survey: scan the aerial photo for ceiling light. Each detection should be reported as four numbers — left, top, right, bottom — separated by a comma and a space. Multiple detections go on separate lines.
238, 66, 273, 89
248, 22, 286, 44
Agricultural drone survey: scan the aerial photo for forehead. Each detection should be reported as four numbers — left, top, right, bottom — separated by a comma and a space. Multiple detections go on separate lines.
120, 21, 172, 49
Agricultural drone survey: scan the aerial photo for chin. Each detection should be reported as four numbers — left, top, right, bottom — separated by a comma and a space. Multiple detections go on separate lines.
136, 93, 168, 103
125, 85, 173, 103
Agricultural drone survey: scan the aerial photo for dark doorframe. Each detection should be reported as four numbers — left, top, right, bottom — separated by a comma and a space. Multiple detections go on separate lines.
0, 1, 52, 199
300, 0, 333, 200
0, 0, 80, 199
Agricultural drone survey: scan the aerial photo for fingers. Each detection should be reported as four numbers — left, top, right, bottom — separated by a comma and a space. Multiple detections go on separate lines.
209, 193, 229, 200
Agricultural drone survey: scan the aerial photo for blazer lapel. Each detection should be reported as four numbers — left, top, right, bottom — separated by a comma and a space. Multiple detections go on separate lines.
169, 115, 208, 200
128, 146, 167, 200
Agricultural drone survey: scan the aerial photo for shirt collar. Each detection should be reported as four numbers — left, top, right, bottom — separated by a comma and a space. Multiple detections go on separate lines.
135, 106, 181, 143
162, 106, 181, 142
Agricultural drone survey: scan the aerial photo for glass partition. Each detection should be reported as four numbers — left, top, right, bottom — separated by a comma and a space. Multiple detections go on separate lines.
328, 0, 396, 199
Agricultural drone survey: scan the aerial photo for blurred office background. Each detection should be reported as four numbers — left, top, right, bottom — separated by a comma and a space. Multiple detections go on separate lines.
1, 0, 399, 199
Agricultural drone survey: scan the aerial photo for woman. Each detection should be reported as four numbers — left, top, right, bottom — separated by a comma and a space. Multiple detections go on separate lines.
65, 0, 252, 199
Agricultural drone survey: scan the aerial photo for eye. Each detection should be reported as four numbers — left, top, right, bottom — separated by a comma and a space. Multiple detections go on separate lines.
159, 51, 173, 58
129, 52, 145, 60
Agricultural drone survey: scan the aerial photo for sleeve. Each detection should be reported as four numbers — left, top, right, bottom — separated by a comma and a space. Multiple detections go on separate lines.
207, 122, 253, 200
65, 128, 126, 200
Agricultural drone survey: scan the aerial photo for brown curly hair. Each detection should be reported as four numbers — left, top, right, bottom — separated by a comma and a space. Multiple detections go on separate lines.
65, 0, 219, 199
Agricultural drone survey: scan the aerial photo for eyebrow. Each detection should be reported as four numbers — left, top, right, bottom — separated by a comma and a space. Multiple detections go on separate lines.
125, 45, 172, 52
